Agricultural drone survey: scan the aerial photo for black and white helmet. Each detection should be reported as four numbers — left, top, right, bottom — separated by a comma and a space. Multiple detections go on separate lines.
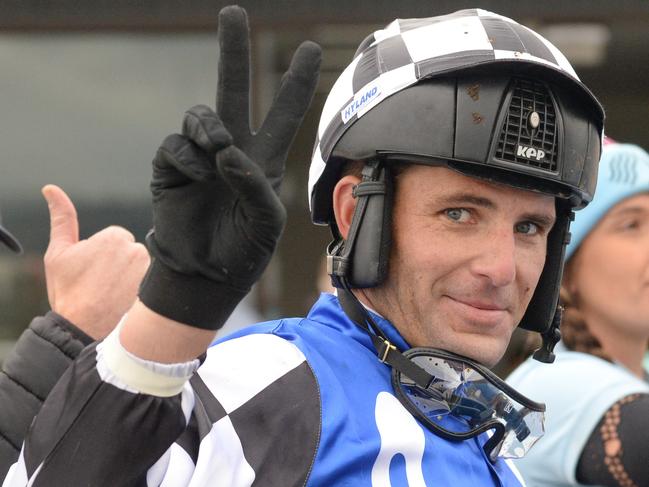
309, 9, 604, 356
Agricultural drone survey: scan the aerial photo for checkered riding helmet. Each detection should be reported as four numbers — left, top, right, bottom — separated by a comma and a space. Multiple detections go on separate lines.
308, 9, 604, 335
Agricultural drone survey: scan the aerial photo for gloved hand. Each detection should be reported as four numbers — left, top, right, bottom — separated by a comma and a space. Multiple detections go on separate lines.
139, 5, 321, 329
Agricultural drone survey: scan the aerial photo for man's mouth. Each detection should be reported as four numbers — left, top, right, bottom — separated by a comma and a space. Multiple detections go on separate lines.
444, 295, 509, 326
455, 298, 507, 311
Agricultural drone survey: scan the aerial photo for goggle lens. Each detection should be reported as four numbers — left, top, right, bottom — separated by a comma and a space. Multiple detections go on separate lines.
394, 350, 545, 459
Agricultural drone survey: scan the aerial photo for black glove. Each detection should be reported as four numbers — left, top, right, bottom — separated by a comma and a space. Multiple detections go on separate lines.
139, 6, 321, 329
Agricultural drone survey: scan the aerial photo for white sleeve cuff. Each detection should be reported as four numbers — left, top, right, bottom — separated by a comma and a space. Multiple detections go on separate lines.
96, 316, 200, 397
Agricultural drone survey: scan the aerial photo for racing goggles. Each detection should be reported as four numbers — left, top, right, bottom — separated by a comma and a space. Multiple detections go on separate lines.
391, 347, 545, 462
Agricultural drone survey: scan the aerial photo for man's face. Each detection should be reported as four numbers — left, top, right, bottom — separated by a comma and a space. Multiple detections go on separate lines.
362, 165, 556, 366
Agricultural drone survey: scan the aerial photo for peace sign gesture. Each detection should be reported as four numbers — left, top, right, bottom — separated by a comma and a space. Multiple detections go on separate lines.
139, 6, 321, 330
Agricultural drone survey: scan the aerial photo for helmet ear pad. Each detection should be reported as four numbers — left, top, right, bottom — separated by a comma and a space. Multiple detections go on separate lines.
518, 201, 573, 333
328, 161, 395, 289
347, 163, 394, 288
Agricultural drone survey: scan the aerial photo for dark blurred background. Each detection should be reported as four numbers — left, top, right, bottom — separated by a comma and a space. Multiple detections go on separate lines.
1, 0, 648, 362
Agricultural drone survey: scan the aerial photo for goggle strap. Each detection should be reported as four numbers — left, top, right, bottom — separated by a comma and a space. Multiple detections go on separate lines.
374, 335, 432, 387
338, 286, 387, 338
483, 424, 507, 462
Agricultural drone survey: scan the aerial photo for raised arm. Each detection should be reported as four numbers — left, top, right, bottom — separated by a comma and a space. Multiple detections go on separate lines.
125, 6, 320, 362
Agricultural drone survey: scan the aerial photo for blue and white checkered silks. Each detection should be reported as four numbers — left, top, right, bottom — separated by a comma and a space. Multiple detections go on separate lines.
308, 8, 584, 214
566, 140, 649, 259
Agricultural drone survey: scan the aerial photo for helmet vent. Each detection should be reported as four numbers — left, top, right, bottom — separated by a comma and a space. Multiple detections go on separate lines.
495, 78, 558, 172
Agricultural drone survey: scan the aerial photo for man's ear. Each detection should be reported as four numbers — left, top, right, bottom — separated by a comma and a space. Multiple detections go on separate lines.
332, 175, 361, 240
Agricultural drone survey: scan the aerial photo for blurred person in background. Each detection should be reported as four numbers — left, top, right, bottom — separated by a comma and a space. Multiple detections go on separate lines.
0, 185, 149, 476
507, 139, 649, 487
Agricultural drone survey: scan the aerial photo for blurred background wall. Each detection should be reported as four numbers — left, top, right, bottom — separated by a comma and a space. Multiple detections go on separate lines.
1, 0, 648, 360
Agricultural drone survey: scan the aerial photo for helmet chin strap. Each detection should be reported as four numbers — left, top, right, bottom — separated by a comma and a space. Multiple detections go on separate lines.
337, 285, 435, 389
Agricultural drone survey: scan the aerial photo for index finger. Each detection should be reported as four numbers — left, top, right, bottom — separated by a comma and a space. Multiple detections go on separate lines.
258, 41, 322, 161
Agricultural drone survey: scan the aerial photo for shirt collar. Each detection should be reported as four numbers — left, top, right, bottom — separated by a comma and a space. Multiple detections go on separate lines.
307, 292, 411, 352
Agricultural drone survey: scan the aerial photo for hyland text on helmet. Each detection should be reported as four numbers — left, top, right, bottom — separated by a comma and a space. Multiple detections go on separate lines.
341, 85, 380, 123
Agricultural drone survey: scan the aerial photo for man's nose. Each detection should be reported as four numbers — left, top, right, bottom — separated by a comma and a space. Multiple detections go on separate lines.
470, 227, 517, 287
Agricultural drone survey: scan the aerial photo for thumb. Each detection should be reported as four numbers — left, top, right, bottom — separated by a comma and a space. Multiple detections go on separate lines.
42, 184, 79, 253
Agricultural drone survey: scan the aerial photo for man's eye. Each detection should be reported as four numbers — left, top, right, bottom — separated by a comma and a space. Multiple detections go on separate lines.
515, 221, 539, 235
445, 208, 471, 222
